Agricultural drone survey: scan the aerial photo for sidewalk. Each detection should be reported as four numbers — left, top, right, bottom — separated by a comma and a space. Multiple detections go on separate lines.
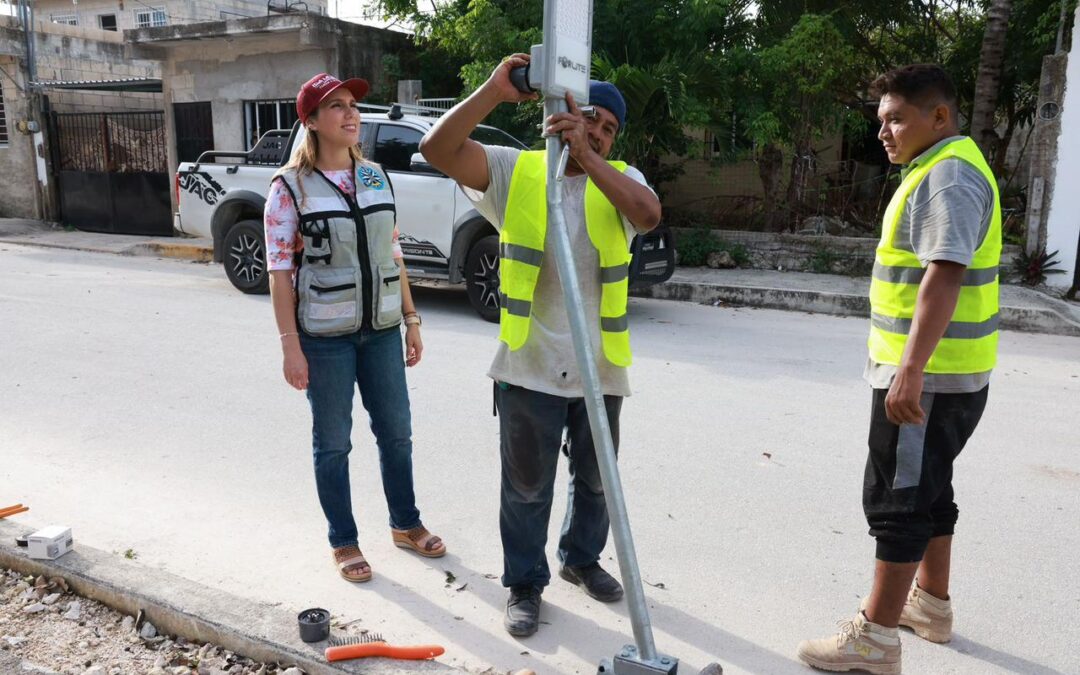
4, 218, 1078, 336
635, 267, 1080, 337
0, 218, 213, 262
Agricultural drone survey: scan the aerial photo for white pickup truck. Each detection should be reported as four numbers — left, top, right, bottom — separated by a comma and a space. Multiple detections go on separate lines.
174, 105, 674, 321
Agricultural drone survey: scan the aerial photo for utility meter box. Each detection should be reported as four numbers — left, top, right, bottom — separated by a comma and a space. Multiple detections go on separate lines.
27, 526, 73, 560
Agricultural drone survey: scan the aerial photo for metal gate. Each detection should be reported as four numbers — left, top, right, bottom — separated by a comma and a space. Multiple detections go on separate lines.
49, 110, 172, 236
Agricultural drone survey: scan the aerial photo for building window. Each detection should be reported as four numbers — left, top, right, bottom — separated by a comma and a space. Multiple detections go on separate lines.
134, 7, 167, 28
51, 13, 79, 25
243, 100, 298, 150
99, 14, 118, 31
0, 79, 8, 146
704, 112, 750, 160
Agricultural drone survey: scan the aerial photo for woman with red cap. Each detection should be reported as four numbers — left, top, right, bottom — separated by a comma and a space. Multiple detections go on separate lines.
265, 73, 445, 582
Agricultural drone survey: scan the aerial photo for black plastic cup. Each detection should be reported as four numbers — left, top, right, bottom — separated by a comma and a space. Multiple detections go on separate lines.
297, 608, 330, 643
510, 65, 535, 93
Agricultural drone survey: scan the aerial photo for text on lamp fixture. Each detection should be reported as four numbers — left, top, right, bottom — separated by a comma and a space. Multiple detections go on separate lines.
558, 56, 588, 74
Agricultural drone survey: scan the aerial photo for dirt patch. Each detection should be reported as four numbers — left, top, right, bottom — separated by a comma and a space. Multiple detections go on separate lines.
1031, 464, 1080, 482
0, 568, 303, 675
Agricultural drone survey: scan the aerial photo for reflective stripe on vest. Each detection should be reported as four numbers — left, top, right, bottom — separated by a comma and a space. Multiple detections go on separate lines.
499, 150, 633, 367
868, 137, 1001, 374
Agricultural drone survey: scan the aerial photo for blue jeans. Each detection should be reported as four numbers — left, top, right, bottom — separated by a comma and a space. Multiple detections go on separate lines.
494, 383, 622, 589
301, 326, 421, 548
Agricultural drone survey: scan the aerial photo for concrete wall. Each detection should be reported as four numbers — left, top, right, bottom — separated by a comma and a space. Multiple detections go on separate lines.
0, 56, 40, 218
129, 14, 414, 218
146, 15, 414, 174
24, 21, 162, 113
34, 0, 328, 30
165, 32, 331, 152
1043, 3, 1080, 290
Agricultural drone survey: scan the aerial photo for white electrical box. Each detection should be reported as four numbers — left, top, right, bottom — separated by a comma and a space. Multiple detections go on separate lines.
27, 526, 73, 560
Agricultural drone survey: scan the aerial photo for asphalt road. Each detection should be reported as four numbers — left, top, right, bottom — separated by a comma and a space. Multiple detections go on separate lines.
2, 243, 1078, 675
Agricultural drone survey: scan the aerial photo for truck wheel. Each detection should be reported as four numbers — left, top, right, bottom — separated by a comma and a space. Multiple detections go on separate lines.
465, 234, 500, 323
223, 220, 269, 295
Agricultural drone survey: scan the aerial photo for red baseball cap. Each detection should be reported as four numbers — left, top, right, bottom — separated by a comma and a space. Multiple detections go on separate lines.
296, 73, 370, 124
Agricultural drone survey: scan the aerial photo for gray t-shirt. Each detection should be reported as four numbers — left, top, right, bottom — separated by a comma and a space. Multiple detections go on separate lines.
864, 136, 996, 393
463, 145, 652, 398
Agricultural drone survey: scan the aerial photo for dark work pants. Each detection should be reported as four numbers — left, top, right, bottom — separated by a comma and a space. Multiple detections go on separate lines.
495, 383, 623, 590
863, 385, 988, 563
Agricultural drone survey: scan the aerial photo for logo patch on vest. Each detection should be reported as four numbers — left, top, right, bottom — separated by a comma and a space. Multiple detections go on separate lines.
358, 166, 385, 190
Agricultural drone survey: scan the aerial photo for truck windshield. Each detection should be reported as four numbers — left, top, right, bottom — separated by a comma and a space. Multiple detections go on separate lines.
470, 126, 527, 150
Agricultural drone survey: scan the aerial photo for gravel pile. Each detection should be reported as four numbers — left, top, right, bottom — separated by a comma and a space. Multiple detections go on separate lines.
0, 568, 304, 675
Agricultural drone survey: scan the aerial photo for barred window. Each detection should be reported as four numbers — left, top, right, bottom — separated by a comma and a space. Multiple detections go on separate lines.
51, 13, 79, 25
242, 99, 298, 150
0, 79, 9, 146
134, 7, 167, 28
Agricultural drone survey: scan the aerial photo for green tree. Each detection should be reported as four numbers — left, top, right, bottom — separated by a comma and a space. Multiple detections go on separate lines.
970, 0, 1013, 158
739, 13, 867, 231
373, 0, 1076, 232
372, 0, 751, 191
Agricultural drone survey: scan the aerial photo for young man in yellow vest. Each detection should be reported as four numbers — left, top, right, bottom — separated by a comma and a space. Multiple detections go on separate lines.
420, 53, 662, 637
798, 64, 1001, 674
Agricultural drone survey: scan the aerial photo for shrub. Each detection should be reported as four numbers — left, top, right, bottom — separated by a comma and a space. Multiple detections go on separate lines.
1012, 247, 1065, 286
676, 227, 750, 267
809, 247, 840, 274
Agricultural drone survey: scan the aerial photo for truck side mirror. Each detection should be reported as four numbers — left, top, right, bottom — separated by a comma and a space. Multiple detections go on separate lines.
409, 153, 444, 176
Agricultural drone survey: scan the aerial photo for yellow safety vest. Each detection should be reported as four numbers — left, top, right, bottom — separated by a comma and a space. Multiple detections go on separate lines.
499, 150, 633, 367
868, 137, 1001, 374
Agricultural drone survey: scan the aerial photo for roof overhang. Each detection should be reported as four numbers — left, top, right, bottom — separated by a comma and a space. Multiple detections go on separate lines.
125, 13, 334, 47
34, 77, 163, 93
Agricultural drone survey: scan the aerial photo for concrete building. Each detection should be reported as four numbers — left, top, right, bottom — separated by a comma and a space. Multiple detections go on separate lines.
0, 9, 413, 221
126, 13, 413, 185
32, 0, 327, 32
0, 15, 165, 218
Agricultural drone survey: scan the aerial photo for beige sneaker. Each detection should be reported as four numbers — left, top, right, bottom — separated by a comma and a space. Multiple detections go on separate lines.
797, 612, 901, 674
898, 585, 952, 643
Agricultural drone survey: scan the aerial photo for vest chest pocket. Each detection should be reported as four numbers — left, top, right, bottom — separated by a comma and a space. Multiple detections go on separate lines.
300, 219, 332, 264
333, 225, 360, 267
373, 263, 403, 329
297, 266, 362, 336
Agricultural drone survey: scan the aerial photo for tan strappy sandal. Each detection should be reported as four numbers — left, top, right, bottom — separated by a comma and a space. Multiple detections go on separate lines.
332, 545, 373, 582
391, 525, 446, 558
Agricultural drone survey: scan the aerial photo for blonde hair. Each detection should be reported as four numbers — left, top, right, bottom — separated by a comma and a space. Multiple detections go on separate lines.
274, 111, 364, 208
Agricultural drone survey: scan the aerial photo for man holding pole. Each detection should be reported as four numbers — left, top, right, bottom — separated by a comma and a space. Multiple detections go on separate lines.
798, 64, 1000, 673
420, 53, 661, 637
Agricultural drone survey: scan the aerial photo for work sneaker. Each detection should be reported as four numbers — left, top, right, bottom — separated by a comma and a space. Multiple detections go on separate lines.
898, 585, 953, 643
504, 586, 542, 637
797, 611, 901, 674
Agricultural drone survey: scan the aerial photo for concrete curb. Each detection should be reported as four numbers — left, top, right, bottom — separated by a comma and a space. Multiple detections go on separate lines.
6, 227, 1077, 337
127, 241, 214, 262
0, 236, 135, 257
0, 229, 213, 263
634, 279, 1080, 337
0, 522, 465, 675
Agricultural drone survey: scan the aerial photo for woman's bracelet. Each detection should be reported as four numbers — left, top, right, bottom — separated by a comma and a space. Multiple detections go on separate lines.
279, 331, 300, 340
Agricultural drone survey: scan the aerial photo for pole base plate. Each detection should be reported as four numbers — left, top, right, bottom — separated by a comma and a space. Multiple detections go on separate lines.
598, 645, 678, 674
